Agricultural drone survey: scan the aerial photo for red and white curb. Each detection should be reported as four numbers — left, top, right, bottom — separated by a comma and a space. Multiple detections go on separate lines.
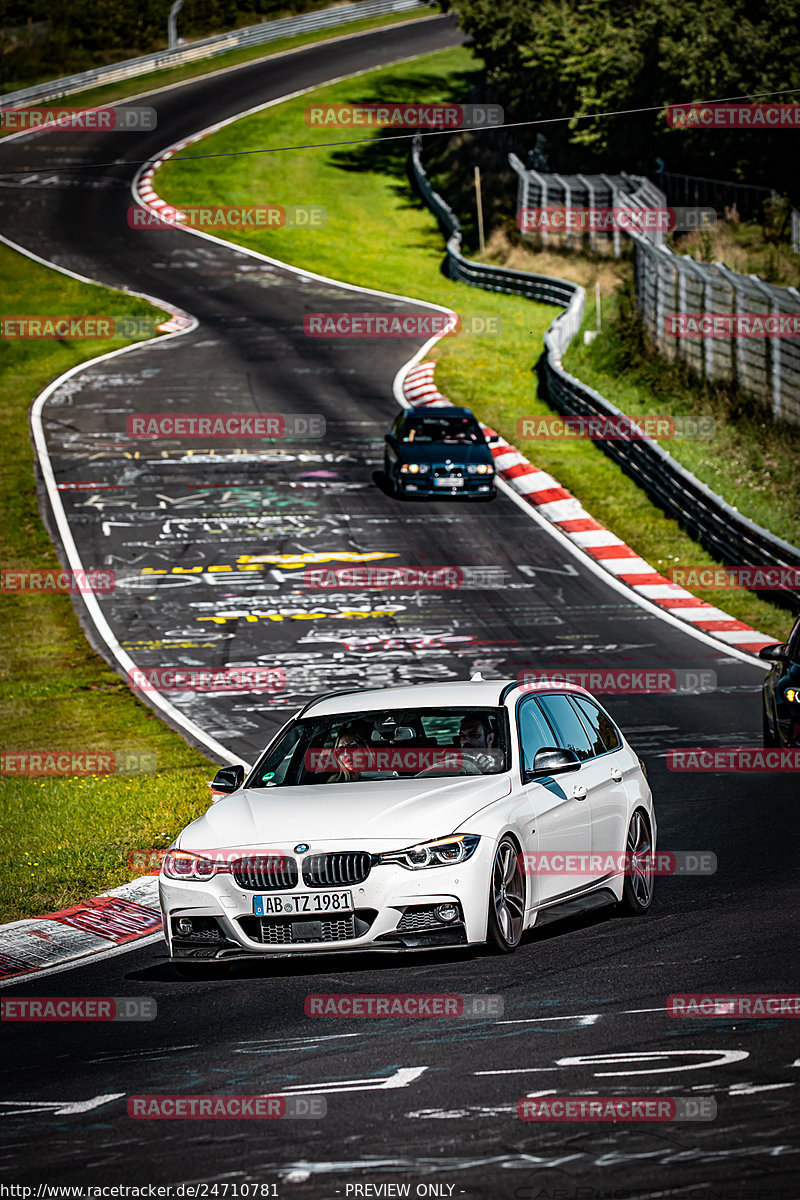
136, 142, 197, 334
404, 361, 776, 656
0, 877, 161, 984
138, 143, 191, 222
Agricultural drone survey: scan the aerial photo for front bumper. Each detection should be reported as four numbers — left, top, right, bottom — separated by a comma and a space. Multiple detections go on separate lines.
396, 470, 495, 497
159, 846, 492, 960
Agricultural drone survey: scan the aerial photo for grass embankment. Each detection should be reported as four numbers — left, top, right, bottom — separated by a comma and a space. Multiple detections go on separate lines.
0, 8, 436, 127
0, 245, 215, 922
156, 46, 795, 642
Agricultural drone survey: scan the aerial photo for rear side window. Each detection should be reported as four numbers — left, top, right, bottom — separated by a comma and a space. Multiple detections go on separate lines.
571, 695, 622, 754
537, 694, 595, 761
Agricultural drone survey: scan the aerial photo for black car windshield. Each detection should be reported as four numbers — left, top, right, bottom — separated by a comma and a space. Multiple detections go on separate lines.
402, 416, 482, 444
249, 707, 508, 787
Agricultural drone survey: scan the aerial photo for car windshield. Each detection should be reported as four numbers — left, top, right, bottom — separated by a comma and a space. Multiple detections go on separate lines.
249, 707, 508, 787
402, 417, 482, 444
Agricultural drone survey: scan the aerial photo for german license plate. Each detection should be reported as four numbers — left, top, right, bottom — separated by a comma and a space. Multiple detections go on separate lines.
435, 476, 464, 487
253, 890, 353, 916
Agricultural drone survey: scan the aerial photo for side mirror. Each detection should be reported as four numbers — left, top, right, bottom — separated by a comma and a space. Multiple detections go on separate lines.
384, 433, 396, 445
209, 764, 245, 797
527, 747, 581, 779
485, 433, 499, 444
758, 643, 788, 663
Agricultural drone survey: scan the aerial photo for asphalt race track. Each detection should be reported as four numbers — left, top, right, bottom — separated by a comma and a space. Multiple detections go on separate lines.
1, 14, 799, 1197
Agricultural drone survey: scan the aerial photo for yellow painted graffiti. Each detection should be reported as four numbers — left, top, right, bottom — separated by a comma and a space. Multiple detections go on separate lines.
142, 551, 398, 576
197, 607, 405, 625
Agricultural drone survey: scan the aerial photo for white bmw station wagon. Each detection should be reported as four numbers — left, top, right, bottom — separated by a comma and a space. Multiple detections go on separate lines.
159, 678, 656, 967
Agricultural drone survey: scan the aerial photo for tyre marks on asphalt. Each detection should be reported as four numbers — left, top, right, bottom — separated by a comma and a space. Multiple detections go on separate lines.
1, 998, 797, 1191
45, 345, 673, 761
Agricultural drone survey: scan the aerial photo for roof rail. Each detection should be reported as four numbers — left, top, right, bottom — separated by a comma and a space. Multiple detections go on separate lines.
296, 684, 399, 716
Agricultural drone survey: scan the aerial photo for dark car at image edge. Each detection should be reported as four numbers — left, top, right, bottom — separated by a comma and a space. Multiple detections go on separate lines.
760, 612, 800, 747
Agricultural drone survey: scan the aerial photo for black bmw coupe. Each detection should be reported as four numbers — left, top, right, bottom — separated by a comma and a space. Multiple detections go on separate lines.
383, 405, 497, 499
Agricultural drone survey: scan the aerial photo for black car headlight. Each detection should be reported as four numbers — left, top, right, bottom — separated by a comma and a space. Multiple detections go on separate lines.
377, 835, 480, 870
466, 464, 493, 475
400, 463, 430, 474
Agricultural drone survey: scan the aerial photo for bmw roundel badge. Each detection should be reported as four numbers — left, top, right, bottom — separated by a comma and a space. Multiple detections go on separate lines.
294, 843, 309, 853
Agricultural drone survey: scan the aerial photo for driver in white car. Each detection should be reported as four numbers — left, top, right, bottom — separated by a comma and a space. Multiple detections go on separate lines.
458, 714, 500, 771
459, 714, 495, 749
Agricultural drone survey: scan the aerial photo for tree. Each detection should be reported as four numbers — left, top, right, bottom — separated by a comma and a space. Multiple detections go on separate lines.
456, 0, 800, 194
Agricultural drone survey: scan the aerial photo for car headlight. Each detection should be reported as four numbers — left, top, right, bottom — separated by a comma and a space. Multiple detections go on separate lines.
400, 463, 430, 474
467, 464, 493, 474
377, 834, 480, 870
162, 849, 229, 880
786, 688, 799, 703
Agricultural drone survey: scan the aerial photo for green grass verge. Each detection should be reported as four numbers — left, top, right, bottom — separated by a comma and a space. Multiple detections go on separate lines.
0, 9, 436, 127
157, 46, 795, 644
0, 242, 215, 923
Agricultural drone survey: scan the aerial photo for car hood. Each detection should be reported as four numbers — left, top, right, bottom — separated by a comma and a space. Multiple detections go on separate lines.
178, 774, 512, 851
397, 442, 492, 465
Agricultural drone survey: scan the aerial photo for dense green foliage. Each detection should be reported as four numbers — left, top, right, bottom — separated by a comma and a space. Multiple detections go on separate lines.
454, 0, 800, 194
0, 0, 338, 87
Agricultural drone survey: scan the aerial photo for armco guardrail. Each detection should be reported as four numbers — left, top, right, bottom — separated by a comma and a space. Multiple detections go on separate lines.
410, 135, 579, 311
0, 0, 428, 107
410, 135, 800, 609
